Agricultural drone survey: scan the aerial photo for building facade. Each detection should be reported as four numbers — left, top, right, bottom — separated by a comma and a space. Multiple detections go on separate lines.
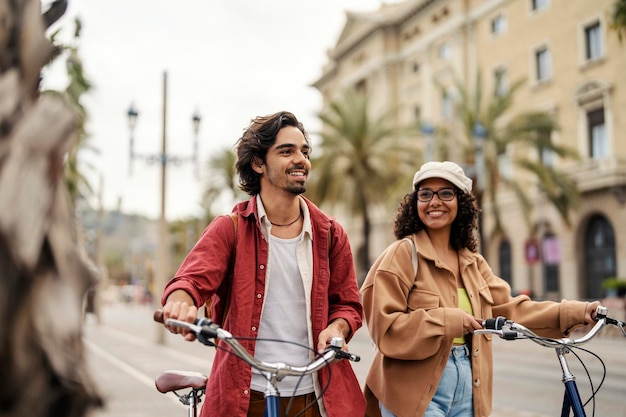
313, 0, 626, 300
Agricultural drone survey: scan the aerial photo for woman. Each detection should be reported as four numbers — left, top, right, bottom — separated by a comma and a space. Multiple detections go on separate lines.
361, 161, 599, 417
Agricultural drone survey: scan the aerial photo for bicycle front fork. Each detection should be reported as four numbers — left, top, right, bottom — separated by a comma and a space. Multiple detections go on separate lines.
561, 380, 586, 417
263, 395, 280, 417
557, 347, 586, 417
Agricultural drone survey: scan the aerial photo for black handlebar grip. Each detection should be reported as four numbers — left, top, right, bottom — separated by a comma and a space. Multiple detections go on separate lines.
502, 331, 518, 340
482, 316, 507, 330
335, 350, 361, 362
154, 310, 165, 323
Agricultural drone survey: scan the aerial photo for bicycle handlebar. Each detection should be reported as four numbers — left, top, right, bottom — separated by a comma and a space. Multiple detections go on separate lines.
475, 306, 626, 348
153, 310, 360, 381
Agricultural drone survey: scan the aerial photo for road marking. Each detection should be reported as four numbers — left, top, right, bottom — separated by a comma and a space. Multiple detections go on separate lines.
83, 339, 182, 407
90, 324, 214, 368
83, 330, 210, 408
84, 339, 158, 390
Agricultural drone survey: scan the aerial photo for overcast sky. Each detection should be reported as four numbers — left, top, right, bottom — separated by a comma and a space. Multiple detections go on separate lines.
42, 0, 399, 220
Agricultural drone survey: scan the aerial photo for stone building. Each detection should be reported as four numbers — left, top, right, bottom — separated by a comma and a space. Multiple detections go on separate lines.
313, 0, 626, 300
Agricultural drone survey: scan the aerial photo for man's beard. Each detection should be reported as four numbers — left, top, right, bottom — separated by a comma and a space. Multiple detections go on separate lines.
286, 183, 306, 195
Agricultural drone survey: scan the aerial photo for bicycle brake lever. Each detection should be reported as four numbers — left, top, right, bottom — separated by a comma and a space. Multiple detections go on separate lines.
165, 319, 219, 346
325, 337, 360, 362
502, 330, 519, 340
333, 350, 361, 362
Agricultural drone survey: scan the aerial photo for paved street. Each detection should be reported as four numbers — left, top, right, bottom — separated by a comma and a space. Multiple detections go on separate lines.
84, 302, 626, 416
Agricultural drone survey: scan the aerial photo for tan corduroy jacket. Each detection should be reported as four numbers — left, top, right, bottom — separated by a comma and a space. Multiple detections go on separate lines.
361, 230, 592, 417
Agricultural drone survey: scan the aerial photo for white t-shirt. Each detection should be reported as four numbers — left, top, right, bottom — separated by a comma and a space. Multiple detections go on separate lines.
250, 232, 314, 396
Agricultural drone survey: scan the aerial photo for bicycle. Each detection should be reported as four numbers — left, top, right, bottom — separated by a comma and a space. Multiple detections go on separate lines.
476, 305, 626, 417
152, 310, 360, 417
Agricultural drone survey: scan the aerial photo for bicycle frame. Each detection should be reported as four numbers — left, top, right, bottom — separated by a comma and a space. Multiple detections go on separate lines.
556, 344, 586, 417
155, 312, 359, 417
476, 306, 626, 417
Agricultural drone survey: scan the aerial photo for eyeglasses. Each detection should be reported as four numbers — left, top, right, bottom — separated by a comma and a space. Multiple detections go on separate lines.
416, 188, 456, 202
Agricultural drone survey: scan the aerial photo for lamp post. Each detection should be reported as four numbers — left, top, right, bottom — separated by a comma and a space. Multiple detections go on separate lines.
192, 111, 201, 178
472, 122, 487, 252
420, 121, 435, 162
126, 71, 201, 344
127, 104, 138, 175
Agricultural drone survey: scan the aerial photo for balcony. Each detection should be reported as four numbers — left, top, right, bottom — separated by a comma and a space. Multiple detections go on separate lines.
565, 158, 626, 203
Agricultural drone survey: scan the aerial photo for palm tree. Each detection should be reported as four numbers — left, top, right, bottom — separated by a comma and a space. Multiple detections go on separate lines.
432, 73, 579, 244
310, 88, 419, 282
43, 17, 95, 211
504, 112, 580, 229
610, 0, 626, 43
0, 2, 102, 415
201, 146, 243, 221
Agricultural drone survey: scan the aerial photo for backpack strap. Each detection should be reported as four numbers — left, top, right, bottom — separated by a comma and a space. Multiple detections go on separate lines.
220, 213, 237, 323
204, 213, 237, 325
402, 237, 418, 277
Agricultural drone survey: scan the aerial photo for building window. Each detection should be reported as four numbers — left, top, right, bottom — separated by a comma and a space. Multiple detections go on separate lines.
498, 240, 512, 285
542, 234, 560, 297
442, 91, 453, 120
531, 0, 548, 11
491, 15, 507, 35
540, 146, 554, 167
438, 43, 450, 60
494, 68, 508, 97
535, 46, 551, 82
355, 79, 367, 94
498, 153, 512, 180
588, 108, 607, 158
584, 21, 603, 61
414, 106, 421, 121
584, 215, 616, 299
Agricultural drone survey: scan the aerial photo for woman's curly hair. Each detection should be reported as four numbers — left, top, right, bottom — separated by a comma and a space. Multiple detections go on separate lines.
393, 187, 480, 252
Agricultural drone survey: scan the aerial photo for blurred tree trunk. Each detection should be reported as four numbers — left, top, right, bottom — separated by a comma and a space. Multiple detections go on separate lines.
0, 1, 102, 416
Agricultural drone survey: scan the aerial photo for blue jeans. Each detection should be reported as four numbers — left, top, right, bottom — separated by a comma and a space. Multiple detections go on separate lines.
379, 345, 473, 417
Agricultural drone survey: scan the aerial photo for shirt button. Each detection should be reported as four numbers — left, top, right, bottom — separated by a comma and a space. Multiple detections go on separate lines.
256, 293, 262, 299
473, 349, 479, 357
251, 326, 257, 332
474, 379, 481, 387
260, 265, 265, 270
243, 389, 249, 395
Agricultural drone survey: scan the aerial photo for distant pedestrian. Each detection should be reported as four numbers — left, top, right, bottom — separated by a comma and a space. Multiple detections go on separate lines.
361, 160, 601, 417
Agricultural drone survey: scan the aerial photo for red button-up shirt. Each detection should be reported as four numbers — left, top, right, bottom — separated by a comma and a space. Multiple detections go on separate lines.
162, 196, 365, 417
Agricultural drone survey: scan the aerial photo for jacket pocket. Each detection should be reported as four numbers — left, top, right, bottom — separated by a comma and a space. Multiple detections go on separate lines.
478, 286, 495, 341
407, 289, 440, 312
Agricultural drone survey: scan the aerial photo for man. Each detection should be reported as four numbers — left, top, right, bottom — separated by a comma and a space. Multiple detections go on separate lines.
160, 111, 365, 417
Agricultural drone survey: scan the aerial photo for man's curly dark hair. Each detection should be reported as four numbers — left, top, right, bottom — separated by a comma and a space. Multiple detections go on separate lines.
235, 111, 309, 196
393, 187, 481, 252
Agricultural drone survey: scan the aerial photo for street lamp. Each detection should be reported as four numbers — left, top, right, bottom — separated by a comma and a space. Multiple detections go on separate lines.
125, 71, 201, 344
192, 111, 201, 177
126, 107, 201, 175
127, 104, 139, 175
